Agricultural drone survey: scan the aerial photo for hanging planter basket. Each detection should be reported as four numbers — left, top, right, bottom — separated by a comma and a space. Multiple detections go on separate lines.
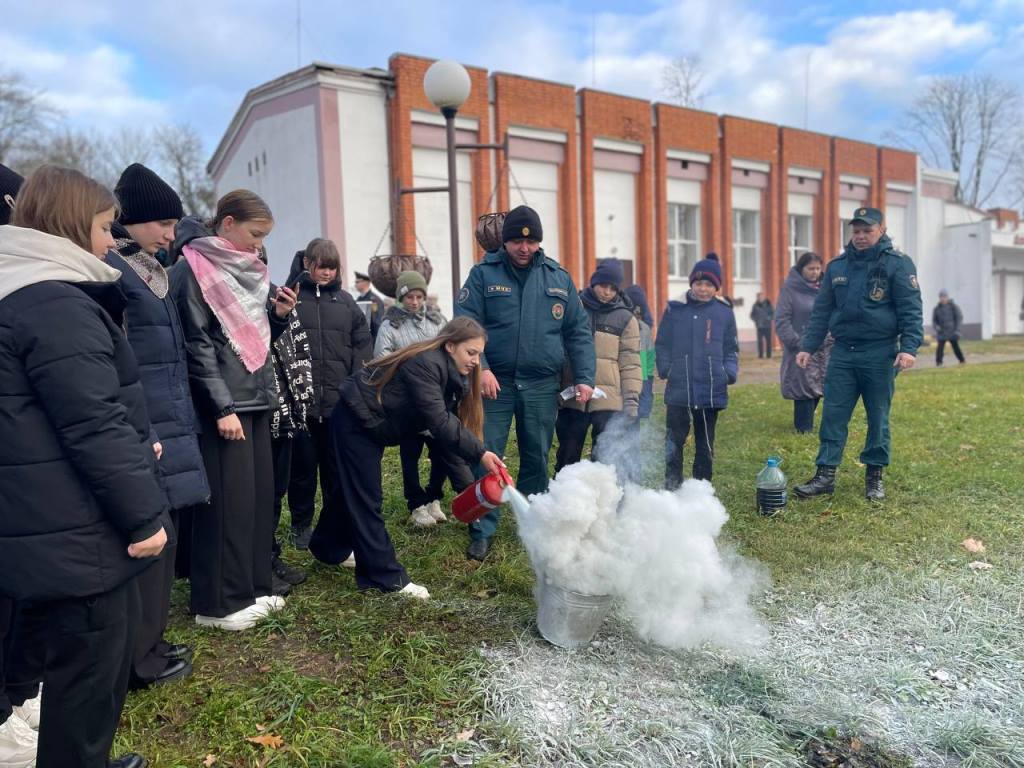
367, 253, 434, 299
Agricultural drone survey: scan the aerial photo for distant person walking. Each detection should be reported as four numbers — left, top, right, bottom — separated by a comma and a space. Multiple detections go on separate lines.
750, 292, 774, 358
774, 252, 832, 433
932, 289, 965, 366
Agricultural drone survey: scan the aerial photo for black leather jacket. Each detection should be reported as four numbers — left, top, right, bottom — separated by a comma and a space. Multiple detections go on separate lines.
339, 347, 484, 463
170, 260, 287, 417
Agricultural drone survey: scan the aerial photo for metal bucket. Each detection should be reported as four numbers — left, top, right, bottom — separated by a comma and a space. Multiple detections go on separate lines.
535, 577, 613, 649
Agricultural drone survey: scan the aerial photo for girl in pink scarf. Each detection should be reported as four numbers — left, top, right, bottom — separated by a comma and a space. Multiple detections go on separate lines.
176, 190, 298, 632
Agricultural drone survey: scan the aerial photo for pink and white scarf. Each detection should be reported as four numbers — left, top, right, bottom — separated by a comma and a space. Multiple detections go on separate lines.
183, 236, 271, 373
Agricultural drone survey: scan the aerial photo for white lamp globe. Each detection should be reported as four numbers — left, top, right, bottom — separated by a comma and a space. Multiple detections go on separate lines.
423, 59, 471, 110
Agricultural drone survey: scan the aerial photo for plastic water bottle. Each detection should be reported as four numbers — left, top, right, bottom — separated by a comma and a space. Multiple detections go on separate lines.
756, 457, 787, 516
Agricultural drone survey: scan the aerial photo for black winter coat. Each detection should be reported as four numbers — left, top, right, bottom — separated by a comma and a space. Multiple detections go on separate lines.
338, 347, 485, 463
932, 301, 963, 341
0, 280, 169, 601
171, 260, 288, 417
295, 275, 372, 420
107, 239, 210, 509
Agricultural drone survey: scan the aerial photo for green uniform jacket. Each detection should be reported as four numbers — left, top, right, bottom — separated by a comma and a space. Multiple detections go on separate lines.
454, 249, 596, 386
801, 235, 924, 356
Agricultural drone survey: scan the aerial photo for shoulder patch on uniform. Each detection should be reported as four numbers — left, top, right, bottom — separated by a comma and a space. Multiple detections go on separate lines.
909, 274, 919, 290
552, 302, 564, 320
832, 275, 848, 285
457, 287, 469, 304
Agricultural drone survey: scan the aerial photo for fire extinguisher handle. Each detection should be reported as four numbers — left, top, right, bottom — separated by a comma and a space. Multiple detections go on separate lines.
498, 466, 514, 488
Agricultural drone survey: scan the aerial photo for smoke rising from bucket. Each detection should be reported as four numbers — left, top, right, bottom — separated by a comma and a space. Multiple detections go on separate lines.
513, 415, 768, 652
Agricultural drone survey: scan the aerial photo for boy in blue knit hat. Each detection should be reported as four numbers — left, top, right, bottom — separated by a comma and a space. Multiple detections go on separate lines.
655, 253, 739, 487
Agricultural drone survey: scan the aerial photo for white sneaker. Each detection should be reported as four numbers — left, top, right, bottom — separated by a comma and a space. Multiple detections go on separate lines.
195, 602, 271, 631
11, 692, 40, 730
409, 505, 436, 528
341, 553, 356, 569
255, 594, 286, 612
427, 499, 447, 523
398, 582, 430, 600
0, 713, 37, 767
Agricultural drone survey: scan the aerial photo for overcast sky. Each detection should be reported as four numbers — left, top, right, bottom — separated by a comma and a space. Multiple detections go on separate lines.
3, 0, 1023, 162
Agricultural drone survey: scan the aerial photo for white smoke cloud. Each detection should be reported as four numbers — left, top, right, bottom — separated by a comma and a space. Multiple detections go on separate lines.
511, 461, 768, 653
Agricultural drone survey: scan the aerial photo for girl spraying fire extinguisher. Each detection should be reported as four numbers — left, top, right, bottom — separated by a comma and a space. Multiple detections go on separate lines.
307, 317, 505, 598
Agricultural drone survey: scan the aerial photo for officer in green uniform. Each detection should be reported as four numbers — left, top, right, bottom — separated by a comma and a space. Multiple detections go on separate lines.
793, 207, 923, 501
455, 206, 596, 560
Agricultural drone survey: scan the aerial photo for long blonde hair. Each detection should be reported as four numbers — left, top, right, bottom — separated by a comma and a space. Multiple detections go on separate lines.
366, 317, 487, 439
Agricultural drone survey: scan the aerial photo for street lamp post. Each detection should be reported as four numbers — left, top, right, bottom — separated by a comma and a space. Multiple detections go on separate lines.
399, 59, 508, 306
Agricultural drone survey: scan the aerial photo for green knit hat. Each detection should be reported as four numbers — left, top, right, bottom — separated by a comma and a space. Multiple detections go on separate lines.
396, 270, 428, 299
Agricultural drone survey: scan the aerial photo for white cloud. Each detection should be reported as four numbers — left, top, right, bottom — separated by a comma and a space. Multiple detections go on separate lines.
0, 33, 167, 125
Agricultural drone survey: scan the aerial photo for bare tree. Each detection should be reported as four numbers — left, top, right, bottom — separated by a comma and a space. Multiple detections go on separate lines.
154, 124, 215, 218
0, 71, 58, 166
660, 55, 707, 109
889, 74, 1024, 209
16, 128, 106, 181
99, 127, 155, 186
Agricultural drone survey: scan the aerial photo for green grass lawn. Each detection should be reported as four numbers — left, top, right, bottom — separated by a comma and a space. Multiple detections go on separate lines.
117, 362, 1024, 767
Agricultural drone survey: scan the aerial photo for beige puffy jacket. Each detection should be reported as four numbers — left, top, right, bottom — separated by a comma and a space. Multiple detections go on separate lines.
561, 289, 641, 416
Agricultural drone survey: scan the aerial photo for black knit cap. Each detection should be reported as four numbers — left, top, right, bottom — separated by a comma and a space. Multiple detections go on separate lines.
502, 205, 543, 243
0, 163, 24, 226
115, 163, 184, 225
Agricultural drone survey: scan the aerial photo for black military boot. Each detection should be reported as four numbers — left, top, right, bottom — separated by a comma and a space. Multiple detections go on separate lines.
793, 465, 836, 498
865, 465, 885, 501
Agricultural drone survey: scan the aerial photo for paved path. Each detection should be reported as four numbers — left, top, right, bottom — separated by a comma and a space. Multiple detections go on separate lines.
734, 349, 1024, 386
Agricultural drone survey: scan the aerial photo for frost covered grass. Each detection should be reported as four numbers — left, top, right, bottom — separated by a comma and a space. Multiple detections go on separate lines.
116, 362, 1024, 766
475, 559, 1024, 767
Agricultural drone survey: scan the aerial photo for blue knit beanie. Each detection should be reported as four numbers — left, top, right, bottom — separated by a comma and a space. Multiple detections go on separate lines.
591, 258, 625, 289
689, 252, 722, 289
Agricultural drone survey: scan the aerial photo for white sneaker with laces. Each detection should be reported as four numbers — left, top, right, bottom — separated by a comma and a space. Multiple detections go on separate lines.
409, 505, 436, 528
11, 692, 40, 730
255, 594, 286, 612
427, 499, 446, 523
0, 712, 37, 768
195, 601, 271, 631
341, 553, 356, 569
398, 582, 430, 600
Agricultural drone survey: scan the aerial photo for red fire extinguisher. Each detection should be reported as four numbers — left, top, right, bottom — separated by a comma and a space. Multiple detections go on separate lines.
452, 466, 515, 524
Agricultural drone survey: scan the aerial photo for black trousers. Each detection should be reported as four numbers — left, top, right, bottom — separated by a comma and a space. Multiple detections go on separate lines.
665, 406, 719, 487
130, 508, 179, 684
554, 409, 615, 472
399, 433, 474, 510
288, 418, 338, 532
15, 578, 139, 768
756, 328, 772, 358
191, 411, 274, 617
793, 397, 820, 433
308, 404, 409, 592
936, 338, 965, 364
0, 597, 13, 723
271, 434, 293, 557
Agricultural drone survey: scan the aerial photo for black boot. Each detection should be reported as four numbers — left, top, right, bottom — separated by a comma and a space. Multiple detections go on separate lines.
865, 465, 885, 501
793, 465, 836, 498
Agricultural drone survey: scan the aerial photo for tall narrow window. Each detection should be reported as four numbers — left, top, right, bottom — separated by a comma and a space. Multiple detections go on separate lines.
788, 214, 813, 264
667, 203, 700, 278
733, 209, 760, 280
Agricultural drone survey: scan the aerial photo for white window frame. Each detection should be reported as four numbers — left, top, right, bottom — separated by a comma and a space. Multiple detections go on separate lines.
788, 213, 813, 265
667, 202, 701, 278
732, 209, 760, 281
